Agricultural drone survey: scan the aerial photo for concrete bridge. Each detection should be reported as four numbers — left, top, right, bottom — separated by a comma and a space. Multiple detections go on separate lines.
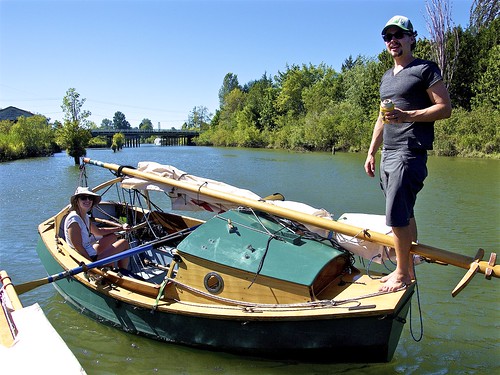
91, 129, 200, 147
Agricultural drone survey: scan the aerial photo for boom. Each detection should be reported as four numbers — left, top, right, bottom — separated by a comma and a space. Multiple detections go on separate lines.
83, 158, 498, 295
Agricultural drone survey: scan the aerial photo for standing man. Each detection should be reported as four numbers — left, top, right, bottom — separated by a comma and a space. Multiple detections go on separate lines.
364, 15, 452, 292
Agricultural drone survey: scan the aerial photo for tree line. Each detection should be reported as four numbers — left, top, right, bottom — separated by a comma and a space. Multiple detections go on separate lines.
0, 0, 498, 163
194, 1, 499, 157
0, 89, 159, 163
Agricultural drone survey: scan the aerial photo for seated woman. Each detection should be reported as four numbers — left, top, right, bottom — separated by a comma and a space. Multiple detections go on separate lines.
64, 186, 130, 269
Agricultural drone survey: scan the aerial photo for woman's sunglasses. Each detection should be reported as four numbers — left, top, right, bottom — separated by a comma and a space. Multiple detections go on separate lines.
79, 195, 94, 202
382, 31, 411, 42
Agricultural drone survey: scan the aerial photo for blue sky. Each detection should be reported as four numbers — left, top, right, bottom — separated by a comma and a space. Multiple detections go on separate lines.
0, 0, 473, 129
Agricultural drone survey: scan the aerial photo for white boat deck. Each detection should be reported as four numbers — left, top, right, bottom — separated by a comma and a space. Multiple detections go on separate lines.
1, 272, 86, 374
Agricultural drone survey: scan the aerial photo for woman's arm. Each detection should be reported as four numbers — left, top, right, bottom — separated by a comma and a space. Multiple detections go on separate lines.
66, 222, 89, 257
90, 221, 130, 237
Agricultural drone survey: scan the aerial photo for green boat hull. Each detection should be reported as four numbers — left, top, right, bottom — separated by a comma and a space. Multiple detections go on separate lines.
36, 238, 413, 362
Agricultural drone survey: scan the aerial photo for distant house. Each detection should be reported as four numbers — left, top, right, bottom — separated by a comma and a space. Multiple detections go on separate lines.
0, 106, 35, 122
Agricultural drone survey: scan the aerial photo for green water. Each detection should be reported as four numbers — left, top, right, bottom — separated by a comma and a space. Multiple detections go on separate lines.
0, 146, 498, 374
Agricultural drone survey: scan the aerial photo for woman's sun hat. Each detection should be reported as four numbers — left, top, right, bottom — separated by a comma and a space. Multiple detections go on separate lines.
70, 186, 102, 206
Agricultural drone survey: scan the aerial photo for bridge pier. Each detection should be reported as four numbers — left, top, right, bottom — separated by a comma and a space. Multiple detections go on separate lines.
156, 134, 196, 146
125, 137, 141, 147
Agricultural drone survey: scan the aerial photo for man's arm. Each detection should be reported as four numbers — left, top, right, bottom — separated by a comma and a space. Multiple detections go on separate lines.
364, 115, 385, 177
390, 80, 452, 123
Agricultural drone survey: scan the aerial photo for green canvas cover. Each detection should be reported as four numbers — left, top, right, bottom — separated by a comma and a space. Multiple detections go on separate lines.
176, 209, 348, 286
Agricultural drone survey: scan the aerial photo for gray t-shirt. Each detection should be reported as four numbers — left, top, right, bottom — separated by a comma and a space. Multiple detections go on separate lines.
380, 58, 443, 150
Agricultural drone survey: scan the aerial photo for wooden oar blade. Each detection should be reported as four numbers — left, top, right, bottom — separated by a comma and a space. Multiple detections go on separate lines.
14, 278, 50, 295
452, 262, 479, 297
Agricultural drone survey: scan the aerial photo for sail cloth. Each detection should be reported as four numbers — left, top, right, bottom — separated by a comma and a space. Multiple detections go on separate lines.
120, 162, 335, 235
264, 200, 334, 238
336, 213, 394, 264
120, 162, 261, 213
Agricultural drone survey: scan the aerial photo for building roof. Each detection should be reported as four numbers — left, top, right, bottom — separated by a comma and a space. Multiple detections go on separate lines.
0, 106, 35, 121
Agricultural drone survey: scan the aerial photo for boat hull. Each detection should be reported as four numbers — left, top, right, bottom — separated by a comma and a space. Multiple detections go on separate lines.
0, 270, 86, 373
36, 238, 413, 362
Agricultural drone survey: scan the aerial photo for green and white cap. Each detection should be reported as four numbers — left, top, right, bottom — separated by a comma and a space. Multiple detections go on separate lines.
382, 15, 414, 35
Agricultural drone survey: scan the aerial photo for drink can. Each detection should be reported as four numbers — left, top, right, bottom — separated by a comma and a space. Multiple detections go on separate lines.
380, 99, 394, 123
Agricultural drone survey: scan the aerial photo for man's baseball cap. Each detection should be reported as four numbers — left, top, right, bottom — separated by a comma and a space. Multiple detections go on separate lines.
382, 15, 414, 35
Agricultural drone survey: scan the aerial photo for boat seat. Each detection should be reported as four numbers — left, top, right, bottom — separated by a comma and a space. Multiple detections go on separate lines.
57, 214, 68, 241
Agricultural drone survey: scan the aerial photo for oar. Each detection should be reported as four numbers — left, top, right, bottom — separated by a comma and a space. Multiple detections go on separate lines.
83, 158, 499, 283
15, 225, 199, 295
15, 243, 153, 295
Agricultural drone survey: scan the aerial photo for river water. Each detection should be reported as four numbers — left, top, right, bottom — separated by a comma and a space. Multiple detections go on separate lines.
0, 146, 498, 374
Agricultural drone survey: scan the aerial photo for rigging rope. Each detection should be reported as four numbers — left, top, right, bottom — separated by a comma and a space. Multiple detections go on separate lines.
157, 275, 406, 313
409, 257, 424, 342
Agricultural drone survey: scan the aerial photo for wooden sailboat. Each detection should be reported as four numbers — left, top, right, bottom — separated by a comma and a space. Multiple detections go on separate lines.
17, 158, 497, 362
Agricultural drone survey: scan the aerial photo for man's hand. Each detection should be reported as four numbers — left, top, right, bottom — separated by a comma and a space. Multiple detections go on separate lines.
364, 155, 376, 177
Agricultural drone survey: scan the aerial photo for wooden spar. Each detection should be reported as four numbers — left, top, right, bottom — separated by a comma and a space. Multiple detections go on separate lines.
83, 158, 499, 279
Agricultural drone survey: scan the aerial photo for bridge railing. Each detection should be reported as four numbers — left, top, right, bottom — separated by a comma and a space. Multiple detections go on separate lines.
91, 129, 200, 135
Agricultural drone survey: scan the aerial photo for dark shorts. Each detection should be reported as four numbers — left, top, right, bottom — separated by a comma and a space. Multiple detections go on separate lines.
380, 149, 428, 227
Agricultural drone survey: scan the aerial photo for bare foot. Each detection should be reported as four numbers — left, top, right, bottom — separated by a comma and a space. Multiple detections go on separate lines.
380, 273, 392, 283
380, 263, 415, 284
379, 271, 411, 292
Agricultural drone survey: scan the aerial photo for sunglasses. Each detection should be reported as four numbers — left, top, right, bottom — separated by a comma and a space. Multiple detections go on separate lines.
382, 31, 411, 42
79, 195, 94, 202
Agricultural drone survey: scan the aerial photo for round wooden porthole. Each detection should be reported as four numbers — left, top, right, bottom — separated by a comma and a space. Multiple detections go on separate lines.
203, 272, 224, 294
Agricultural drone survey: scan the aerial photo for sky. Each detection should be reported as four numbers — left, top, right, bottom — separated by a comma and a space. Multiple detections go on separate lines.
0, 0, 474, 129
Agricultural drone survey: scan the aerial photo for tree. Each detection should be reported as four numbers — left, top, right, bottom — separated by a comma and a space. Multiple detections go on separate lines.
451, 15, 499, 109
112, 111, 131, 130
57, 88, 92, 165
424, 0, 460, 89
139, 118, 153, 130
184, 106, 212, 131
303, 66, 344, 114
217, 88, 246, 131
219, 73, 240, 107
341, 57, 383, 117
470, 0, 500, 32
472, 44, 500, 109
100, 118, 113, 129
242, 73, 277, 130
61, 88, 91, 125
275, 64, 325, 117
111, 132, 125, 152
